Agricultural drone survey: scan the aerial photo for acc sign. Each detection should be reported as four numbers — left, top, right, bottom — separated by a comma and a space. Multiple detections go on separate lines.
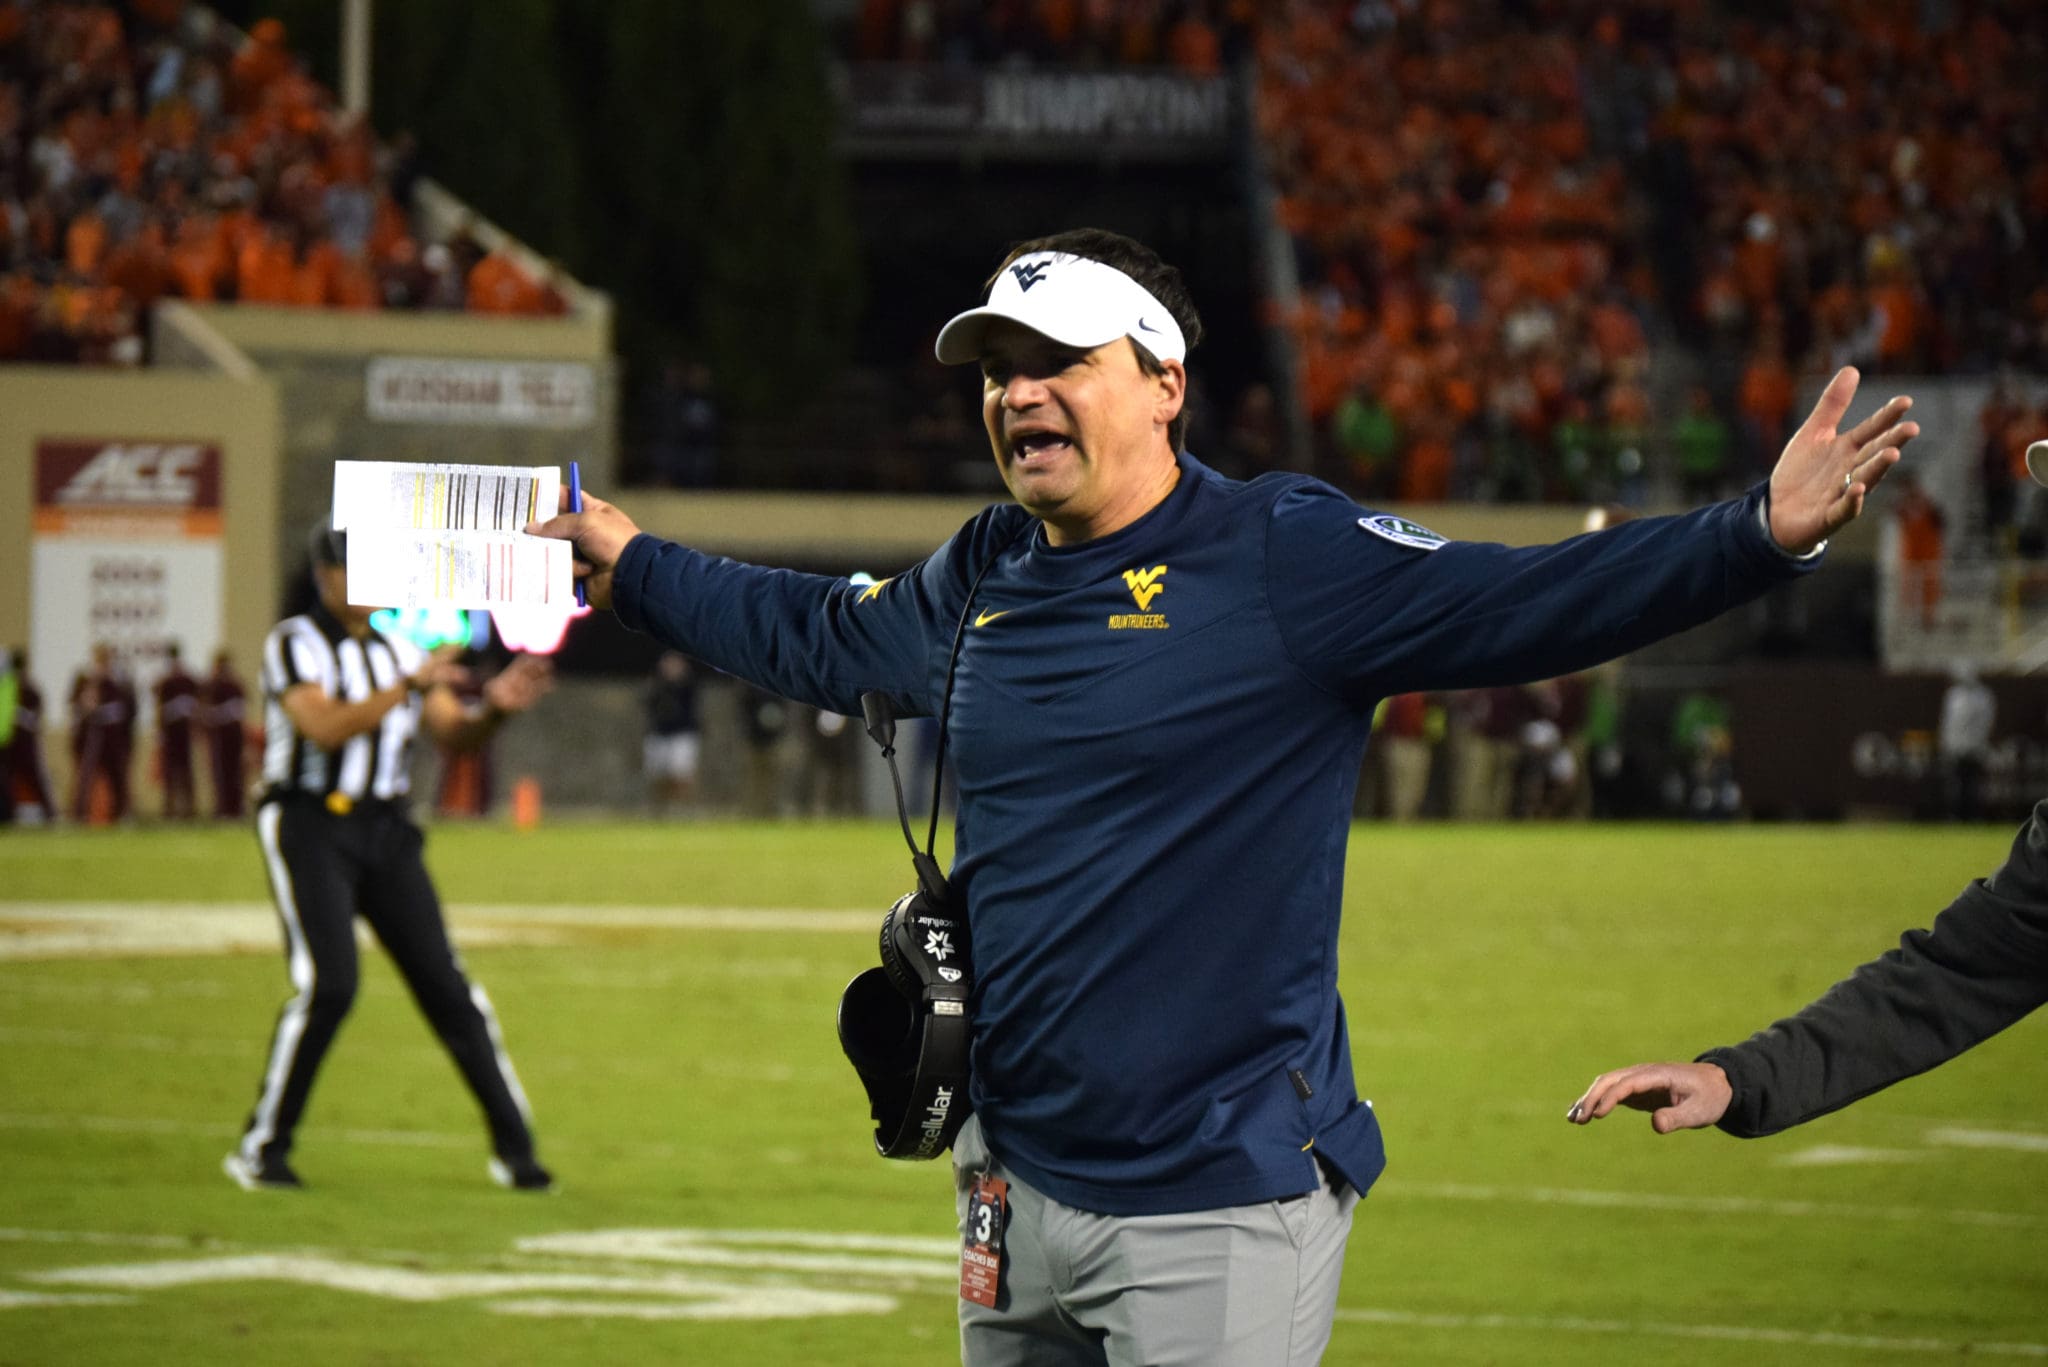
35, 441, 222, 515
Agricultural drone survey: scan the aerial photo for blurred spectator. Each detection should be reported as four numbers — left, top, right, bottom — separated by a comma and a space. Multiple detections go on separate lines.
1373, 691, 1435, 823
1735, 327, 1797, 478
1582, 661, 1629, 819
152, 639, 198, 819
69, 643, 135, 823
5, 647, 54, 825
640, 358, 720, 488
1331, 383, 1399, 499
804, 706, 863, 817
1937, 661, 1995, 824
1672, 387, 1731, 504
1217, 380, 1281, 479
1977, 378, 2025, 547
433, 665, 494, 818
1985, 387, 2048, 556
466, 242, 556, 315
0, 645, 14, 827
1892, 472, 1945, 629
643, 650, 701, 817
1667, 691, 1739, 821
198, 646, 245, 819
740, 681, 790, 819
1507, 677, 1586, 819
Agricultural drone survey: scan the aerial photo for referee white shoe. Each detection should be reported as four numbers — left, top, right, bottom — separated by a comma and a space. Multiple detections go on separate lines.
489, 1154, 554, 1192
222, 1151, 303, 1191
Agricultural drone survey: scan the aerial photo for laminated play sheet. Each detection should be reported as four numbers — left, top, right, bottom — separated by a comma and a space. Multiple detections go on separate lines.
330, 461, 572, 609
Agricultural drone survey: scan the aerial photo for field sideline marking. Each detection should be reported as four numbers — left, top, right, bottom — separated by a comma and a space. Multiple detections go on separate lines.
6, 1224, 2042, 1347
0, 1111, 473, 1149
1380, 1180, 2042, 1229
1925, 1126, 2048, 1153
0, 902, 875, 960
1335, 1307, 2048, 1357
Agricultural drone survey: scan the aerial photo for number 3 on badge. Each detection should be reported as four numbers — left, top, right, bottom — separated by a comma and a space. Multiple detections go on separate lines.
960, 1173, 1007, 1308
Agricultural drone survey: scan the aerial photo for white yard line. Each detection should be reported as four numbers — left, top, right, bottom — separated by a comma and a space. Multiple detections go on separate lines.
1379, 1180, 2043, 1229
0, 1111, 472, 1149
1335, 1307, 2048, 1357
2, 1223, 2040, 1346
1925, 1126, 2048, 1153
0, 902, 875, 960
0, 1025, 253, 1056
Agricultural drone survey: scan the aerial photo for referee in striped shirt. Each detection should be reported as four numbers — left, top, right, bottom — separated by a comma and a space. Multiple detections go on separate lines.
226, 521, 555, 1192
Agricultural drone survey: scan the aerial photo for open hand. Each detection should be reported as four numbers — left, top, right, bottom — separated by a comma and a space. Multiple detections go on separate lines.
1767, 367, 1918, 555
481, 654, 554, 716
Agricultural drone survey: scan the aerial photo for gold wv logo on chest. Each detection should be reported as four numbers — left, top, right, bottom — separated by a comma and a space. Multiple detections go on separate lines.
1121, 565, 1168, 611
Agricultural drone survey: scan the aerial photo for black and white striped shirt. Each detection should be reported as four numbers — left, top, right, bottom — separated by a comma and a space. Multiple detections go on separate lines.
261, 602, 424, 803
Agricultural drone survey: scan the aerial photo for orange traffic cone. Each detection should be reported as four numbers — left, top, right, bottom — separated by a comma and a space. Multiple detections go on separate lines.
511, 775, 541, 830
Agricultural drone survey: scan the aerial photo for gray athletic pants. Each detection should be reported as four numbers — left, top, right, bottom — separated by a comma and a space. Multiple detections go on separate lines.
953, 1114, 1358, 1366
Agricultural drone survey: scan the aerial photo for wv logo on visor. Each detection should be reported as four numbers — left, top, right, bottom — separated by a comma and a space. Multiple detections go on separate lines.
1010, 261, 1051, 291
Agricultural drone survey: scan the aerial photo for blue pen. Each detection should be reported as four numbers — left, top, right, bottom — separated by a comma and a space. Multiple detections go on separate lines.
567, 460, 586, 606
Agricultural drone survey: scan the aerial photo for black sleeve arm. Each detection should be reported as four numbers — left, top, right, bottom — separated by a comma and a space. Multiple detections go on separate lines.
1704, 801, 2048, 1138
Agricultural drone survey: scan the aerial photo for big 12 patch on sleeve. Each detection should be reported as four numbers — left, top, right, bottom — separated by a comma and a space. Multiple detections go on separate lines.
1356, 514, 1447, 550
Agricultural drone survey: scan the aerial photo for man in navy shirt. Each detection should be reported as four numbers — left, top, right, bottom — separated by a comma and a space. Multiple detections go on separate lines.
534, 228, 1916, 1366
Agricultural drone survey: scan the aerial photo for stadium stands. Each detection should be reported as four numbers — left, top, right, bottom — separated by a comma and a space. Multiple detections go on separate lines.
1258, 0, 2048, 505
0, 1, 564, 366
10, 0, 2045, 519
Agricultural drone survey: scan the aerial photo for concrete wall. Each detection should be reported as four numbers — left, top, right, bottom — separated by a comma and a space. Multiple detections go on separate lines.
168, 304, 617, 578
0, 365, 283, 686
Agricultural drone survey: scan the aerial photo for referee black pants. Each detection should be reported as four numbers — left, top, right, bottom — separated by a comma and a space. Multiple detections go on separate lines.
237, 797, 538, 1166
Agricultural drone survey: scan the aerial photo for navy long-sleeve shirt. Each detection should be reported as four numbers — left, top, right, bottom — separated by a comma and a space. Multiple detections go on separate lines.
1703, 799, 2048, 1138
613, 454, 1817, 1214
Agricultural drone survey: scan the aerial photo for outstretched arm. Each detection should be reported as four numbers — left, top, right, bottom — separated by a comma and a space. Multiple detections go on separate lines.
1567, 801, 2048, 1138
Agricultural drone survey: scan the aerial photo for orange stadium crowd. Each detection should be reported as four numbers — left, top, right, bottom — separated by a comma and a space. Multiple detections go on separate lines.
10, 0, 2048, 516
1260, 0, 2048, 504
0, 0, 564, 365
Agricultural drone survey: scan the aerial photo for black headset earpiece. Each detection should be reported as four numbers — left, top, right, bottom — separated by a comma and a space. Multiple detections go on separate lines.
837, 532, 1021, 1160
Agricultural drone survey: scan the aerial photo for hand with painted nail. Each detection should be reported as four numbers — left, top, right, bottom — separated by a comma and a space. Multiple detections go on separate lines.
1566, 1062, 1732, 1134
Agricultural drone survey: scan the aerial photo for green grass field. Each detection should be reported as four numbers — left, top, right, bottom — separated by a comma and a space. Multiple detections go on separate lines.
2, 819, 2044, 1365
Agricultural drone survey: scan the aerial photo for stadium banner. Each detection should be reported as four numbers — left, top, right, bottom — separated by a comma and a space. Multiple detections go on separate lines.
30, 439, 225, 724
838, 65, 1230, 158
365, 357, 596, 428
1728, 662, 2048, 820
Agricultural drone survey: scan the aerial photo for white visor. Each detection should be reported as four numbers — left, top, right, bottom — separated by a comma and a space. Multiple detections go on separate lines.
934, 252, 1188, 366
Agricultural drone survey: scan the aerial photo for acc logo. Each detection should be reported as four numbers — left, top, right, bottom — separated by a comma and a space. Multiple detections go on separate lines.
57, 444, 206, 507
1356, 515, 1447, 551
